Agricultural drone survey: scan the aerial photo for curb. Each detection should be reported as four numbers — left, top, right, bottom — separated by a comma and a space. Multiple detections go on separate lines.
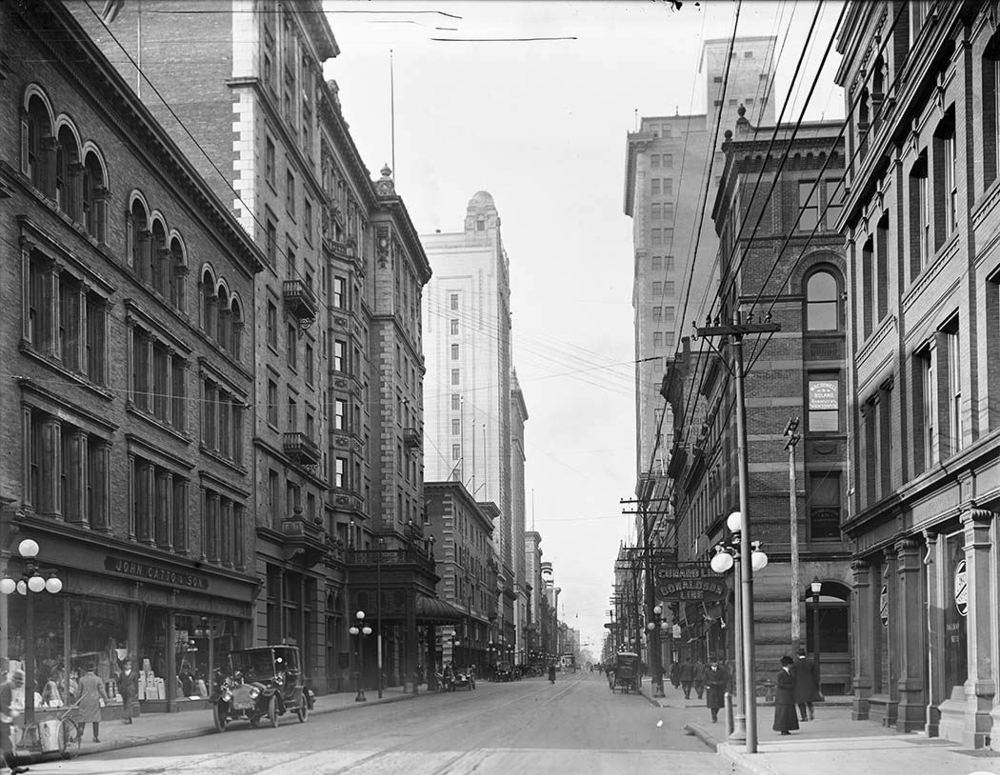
682, 726, 783, 775
19, 690, 419, 764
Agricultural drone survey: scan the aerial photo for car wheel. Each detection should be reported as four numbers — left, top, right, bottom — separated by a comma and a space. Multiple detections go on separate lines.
268, 695, 279, 728
213, 703, 229, 733
296, 693, 309, 723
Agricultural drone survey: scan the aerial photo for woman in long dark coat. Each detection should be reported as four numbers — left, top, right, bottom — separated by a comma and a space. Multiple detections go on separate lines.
772, 655, 799, 735
118, 658, 140, 724
704, 658, 729, 723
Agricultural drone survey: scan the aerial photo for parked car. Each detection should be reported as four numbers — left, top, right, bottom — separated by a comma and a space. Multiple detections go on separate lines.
213, 645, 309, 731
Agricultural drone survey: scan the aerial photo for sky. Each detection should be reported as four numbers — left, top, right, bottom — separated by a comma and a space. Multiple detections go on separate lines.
322, 0, 845, 658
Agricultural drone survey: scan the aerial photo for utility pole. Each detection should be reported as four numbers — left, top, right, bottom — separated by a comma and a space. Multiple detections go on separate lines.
696, 310, 780, 755
784, 417, 801, 653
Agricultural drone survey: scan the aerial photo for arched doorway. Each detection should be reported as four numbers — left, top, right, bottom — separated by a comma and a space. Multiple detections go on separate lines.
806, 580, 851, 695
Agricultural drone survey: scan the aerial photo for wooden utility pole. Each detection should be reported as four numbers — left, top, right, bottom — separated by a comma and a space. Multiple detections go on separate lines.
696, 311, 780, 755
784, 417, 801, 653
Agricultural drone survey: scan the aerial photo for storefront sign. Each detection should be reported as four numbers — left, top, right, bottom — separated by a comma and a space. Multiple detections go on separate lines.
104, 556, 209, 590
879, 584, 888, 626
954, 559, 968, 617
654, 562, 727, 602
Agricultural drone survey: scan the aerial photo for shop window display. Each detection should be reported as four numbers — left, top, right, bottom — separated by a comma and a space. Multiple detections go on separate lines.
173, 614, 241, 700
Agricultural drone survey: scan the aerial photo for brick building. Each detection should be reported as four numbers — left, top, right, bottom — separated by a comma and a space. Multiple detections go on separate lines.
0, 0, 263, 711
72, 0, 436, 695
665, 110, 851, 690
836, 0, 1000, 748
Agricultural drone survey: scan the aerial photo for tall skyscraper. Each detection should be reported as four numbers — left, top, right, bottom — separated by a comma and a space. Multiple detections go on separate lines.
422, 192, 526, 652
624, 37, 776, 507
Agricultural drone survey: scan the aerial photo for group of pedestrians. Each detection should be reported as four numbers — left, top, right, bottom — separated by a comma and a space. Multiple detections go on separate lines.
772, 648, 822, 735
665, 647, 820, 732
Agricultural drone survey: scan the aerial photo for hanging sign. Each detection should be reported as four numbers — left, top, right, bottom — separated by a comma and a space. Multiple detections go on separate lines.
879, 584, 888, 626
954, 559, 968, 617
654, 562, 728, 602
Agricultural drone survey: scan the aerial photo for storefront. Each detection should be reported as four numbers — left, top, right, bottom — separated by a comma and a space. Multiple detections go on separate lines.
0, 518, 256, 714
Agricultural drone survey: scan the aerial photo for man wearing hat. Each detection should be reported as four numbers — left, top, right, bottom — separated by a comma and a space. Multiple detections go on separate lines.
793, 647, 821, 721
1, 669, 29, 774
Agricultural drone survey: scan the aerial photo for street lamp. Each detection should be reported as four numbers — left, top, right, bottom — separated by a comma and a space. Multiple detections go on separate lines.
810, 578, 822, 673
349, 610, 372, 702
646, 604, 669, 697
710, 511, 767, 746
0, 538, 62, 725
375, 536, 384, 700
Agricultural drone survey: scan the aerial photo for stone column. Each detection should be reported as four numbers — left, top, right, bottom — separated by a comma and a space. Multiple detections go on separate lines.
64, 430, 87, 525
961, 508, 997, 749
207, 492, 220, 564
221, 499, 232, 568
173, 264, 188, 312
140, 462, 155, 544
67, 161, 84, 221
923, 530, 944, 737
882, 549, 899, 726
46, 264, 60, 359
41, 136, 58, 197
852, 558, 873, 720
895, 536, 928, 732
136, 229, 151, 284
42, 417, 62, 517
155, 470, 171, 549
127, 452, 136, 538
156, 247, 171, 297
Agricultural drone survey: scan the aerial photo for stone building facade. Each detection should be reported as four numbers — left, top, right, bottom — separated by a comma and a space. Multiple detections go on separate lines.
0, 0, 263, 711
836, 0, 1000, 749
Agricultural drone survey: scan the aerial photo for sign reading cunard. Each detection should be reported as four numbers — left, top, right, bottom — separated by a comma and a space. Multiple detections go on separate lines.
654, 562, 728, 602
104, 556, 209, 590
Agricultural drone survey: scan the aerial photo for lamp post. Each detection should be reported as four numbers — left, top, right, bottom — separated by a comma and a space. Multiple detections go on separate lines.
646, 604, 669, 697
0, 538, 63, 726
349, 610, 372, 702
710, 512, 768, 748
375, 536, 384, 700
810, 578, 822, 674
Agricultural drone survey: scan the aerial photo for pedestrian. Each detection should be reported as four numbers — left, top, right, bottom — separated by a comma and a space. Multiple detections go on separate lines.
772, 655, 799, 735
1, 669, 29, 774
679, 657, 695, 699
78, 663, 108, 743
118, 658, 139, 724
793, 647, 822, 721
693, 658, 706, 699
704, 657, 729, 723
669, 660, 680, 689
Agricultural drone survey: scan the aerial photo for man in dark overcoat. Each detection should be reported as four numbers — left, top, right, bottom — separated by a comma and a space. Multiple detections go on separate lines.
793, 647, 821, 721
704, 657, 729, 723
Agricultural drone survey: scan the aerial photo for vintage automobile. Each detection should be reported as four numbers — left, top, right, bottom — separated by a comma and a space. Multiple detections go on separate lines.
213, 645, 309, 732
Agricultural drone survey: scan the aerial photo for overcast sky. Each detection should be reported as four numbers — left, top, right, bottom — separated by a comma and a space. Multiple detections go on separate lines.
323, 0, 844, 657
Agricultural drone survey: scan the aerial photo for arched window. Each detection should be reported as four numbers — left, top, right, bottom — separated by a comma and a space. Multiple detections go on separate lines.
216, 285, 230, 348
150, 220, 167, 296
169, 237, 186, 311
81, 151, 107, 242
130, 199, 149, 278
201, 269, 216, 334
230, 299, 243, 361
23, 95, 54, 195
55, 125, 80, 219
806, 270, 838, 331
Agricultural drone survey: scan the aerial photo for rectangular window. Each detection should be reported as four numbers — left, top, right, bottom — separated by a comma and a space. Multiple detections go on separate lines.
945, 132, 957, 236
267, 380, 279, 427
808, 377, 840, 432
663, 179, 673, 196
265, 138, 275, 187
651, 256, 663, 271
909, 154, 930, 277
333, 276, 346, 308
663, 203, 674, 221
652, 307, 662, 320
287, 396, 297, 430
651, 179, 661, 195
451, 419, 460, 435
451, 343, 459, 360
334, 399, 346, 430
305, 343, 314, 384
335, 457, 346, 488
286, 170, 295, 216
450, 293, 459, 310
665, 256, 675, 273
132, 329, 149, 411
808, 472, 842, 540
266, 301, 278, 348
663, 154, 673, 168
651, 154, 660, 168
651, 228, 661, 246
663, 228, 674, 245
172, 356, 185, 429
824, 180, 843, 229
920, 346, 938, 467
665, 332, 675, 349
451, 368, 460, 385
799, 180, 818, 231
946, 328, 962, 455
653, 331, 663, 347
85, 294, 105, 384
450, 319, 459, 335
269, 469, 281, 522
652, 281, 663, 295
334, 340, 346, 371
651, 202, 661, 220
452, 444, 461, 460
286, 324, 297, 369
664, 306, 675, 322
451, 394, 461, 411
304, 199, 313, 242
664, 281, 675, 295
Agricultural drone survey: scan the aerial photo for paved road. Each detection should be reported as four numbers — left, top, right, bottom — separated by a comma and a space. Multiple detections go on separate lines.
28, 672, 729, 775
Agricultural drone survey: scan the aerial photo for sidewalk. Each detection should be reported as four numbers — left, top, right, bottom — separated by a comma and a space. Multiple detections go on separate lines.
15, 685, 418, 765
642, 684, 1000, 775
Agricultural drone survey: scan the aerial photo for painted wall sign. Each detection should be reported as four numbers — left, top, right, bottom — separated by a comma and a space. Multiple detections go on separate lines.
104, 556, 209, 590
954, 559, 968, 617
809, 380, 839, 409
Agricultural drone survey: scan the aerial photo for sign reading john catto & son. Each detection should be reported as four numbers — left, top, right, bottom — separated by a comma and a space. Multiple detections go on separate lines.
654, 561, 728, 602
104, 556, 210, 590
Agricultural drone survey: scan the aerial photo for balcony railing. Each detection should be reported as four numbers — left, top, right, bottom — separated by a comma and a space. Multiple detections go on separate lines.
403, 427, 421, 450
282, 431, 320, 465
282, 279, 318, 325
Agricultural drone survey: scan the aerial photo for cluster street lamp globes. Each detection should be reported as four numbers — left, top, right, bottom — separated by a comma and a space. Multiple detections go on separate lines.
811, 578, 822, 672
349, 610, 373, 702
646, 605, 669, 697
710, 511, 767, 748
1, 538, 63, 725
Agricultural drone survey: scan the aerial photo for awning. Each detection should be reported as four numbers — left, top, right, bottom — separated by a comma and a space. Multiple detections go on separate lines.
416, 594, 466, 625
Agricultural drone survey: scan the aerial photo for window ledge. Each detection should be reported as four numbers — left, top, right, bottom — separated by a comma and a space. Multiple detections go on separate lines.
18, 342, 113, 401
125, 403, 191, 444
198, 443, 248, 476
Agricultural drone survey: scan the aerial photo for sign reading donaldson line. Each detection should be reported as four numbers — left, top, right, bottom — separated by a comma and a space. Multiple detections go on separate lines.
654, 561, 728, 602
